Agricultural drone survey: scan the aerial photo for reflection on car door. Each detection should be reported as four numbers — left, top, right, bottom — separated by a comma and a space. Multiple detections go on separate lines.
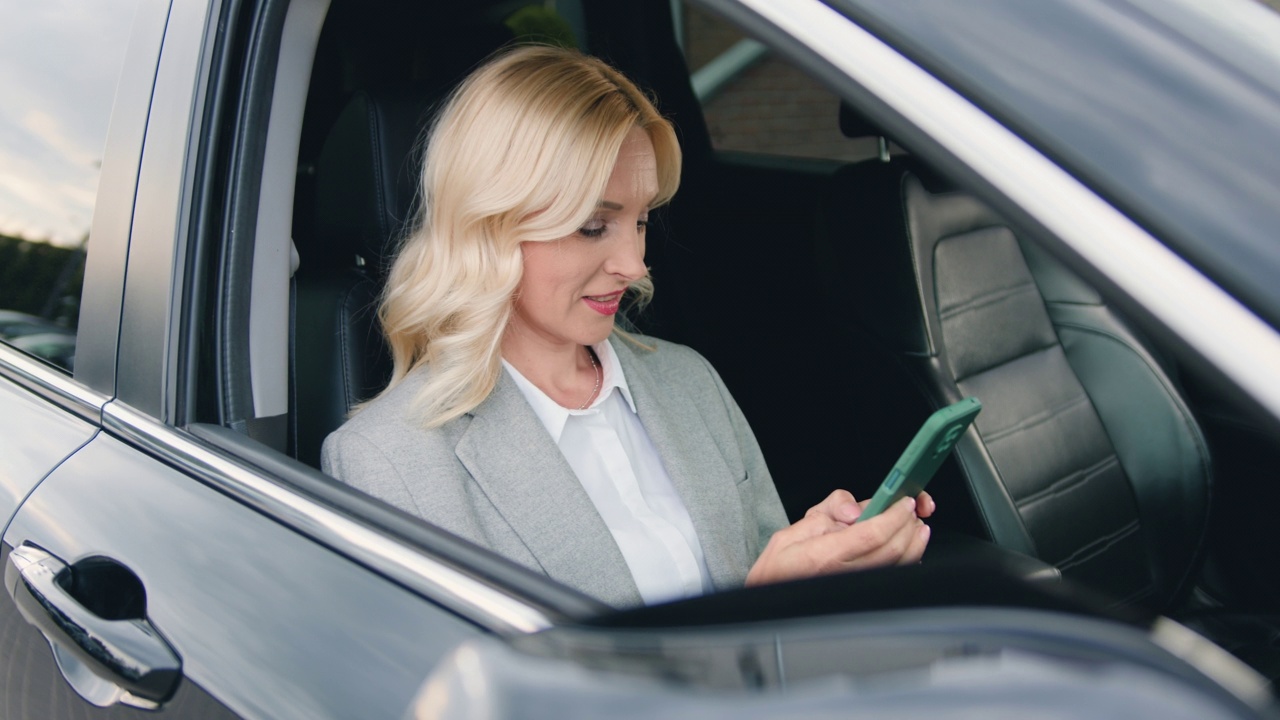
0, 374, 97, 533
3, 426, 479, 718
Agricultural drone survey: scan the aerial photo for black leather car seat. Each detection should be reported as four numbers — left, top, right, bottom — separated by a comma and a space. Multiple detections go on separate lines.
817, 122, 1215, 613
290, 19, 518, 468
291, 86, 414, 467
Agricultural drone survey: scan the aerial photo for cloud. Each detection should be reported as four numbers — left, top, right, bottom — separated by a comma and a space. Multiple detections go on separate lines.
0, 1, 137, 245
23, 110, 100, 170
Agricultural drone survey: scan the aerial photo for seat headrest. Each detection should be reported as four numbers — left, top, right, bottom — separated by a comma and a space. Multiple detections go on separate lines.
313, 88, 428, 274
311, 22, 516, 275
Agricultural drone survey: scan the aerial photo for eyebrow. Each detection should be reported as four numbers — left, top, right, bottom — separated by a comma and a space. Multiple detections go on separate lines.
597, 197, 659, 211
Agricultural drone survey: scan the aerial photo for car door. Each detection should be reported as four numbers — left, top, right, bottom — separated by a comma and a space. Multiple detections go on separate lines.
3, 428, 484, 718
0, 0, 152, 533
0, 1, 548, 717
0, 0, 189, 714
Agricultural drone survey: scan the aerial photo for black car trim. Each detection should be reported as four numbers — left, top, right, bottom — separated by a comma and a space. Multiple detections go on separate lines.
177, 0, 250, 431
213, 0, 288, 429
0, 346, 108, 424
100, 400, 567, 634
719, 0, 1280, 427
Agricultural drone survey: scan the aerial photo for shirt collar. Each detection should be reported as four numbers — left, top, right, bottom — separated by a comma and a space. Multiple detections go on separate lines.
595, 336, 637, 413
502, 336, 636, 443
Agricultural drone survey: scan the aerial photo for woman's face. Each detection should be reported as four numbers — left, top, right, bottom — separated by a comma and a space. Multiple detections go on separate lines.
508, 126, 657, 352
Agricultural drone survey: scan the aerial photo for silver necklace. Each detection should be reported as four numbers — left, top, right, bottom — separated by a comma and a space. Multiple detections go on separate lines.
576, 346, 602, 410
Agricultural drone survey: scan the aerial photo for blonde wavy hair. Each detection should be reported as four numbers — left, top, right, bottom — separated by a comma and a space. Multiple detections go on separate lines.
374, 45, 682, 427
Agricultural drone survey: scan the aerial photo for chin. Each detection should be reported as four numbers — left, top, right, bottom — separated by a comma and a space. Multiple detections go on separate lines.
578, 322, 616, 346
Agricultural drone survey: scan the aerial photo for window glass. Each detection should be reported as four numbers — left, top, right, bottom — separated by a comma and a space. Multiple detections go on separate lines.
676, 3, 878, 162
0, 0, 140, 372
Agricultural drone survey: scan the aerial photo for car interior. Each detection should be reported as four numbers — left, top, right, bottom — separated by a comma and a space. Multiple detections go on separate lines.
184, 0, 1279, 679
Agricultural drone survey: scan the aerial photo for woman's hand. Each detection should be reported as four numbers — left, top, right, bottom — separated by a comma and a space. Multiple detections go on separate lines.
745, 489, 934, 587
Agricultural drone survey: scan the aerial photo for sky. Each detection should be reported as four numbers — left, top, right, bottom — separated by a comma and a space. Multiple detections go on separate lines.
0, 1, 140, 247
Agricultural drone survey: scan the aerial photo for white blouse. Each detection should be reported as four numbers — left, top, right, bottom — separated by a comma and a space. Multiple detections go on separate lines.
502, 338, 712, 604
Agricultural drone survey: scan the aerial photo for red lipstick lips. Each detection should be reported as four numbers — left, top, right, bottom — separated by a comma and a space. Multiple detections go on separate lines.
583, 290, 624, 315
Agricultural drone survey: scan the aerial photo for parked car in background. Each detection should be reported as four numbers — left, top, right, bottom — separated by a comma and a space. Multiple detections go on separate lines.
2, 0, 1279, 717
7, 332, 76, 371
0, 311, 62, 340
0, 311, 74, 369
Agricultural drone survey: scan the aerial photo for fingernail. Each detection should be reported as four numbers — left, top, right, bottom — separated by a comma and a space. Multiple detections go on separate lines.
920, 524, 931, 541
840, 502, 861, 521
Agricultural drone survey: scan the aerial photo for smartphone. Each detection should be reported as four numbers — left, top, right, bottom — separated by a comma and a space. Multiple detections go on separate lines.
855, 397, 982, 522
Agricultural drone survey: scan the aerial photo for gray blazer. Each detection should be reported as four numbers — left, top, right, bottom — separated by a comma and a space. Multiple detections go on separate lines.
321, 336, 789, 608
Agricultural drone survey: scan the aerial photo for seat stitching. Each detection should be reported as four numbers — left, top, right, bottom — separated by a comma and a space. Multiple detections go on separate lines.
939, 279, 1039, 320
1053, 319, 1215, 602
1014, 454, 1120, 508
1054, 518, 1142, 571
981, 392, 1091, 443
337, 284, 356, 407
365, 100, 389, 240
954, 339, 1061, 385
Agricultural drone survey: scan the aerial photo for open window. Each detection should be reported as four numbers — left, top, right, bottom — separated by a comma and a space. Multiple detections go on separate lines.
176, 0, 1280, 652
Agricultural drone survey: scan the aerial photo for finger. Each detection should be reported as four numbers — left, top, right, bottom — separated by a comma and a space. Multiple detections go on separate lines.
778, 509, 847, 544
822, 497, 921, 570
860, 498, 925, 565
750, 507, 854, 585
804, 489, 861, 524
898, 523, 931, 565
915, 491, 936, 518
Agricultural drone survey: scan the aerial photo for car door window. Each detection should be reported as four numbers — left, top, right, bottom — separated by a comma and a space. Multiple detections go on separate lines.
0, 0, 140, 372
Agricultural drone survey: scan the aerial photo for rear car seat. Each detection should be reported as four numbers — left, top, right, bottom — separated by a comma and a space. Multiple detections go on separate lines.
291, 19, 515, 467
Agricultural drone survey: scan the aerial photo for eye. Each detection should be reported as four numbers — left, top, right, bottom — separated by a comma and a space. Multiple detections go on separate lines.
578, 219, 607, 238
637, 217, 649, 233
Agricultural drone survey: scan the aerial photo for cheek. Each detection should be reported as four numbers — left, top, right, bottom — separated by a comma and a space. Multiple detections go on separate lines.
518, 245, 576, 308
521, 243, 603, 296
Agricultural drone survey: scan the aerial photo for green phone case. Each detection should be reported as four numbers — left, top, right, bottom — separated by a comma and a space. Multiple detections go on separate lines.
856, 397, 982, 522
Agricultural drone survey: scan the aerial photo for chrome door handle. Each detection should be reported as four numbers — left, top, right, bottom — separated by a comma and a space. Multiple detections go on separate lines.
4, 544, 182, 710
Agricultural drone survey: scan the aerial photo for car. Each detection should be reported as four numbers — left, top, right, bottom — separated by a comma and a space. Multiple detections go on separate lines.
0, 311, 66, 341
2, 0, 1279, 717
0, 311, 46, 335
7, 331, 76, 371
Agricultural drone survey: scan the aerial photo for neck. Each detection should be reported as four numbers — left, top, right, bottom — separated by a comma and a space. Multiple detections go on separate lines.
502, 332, 604, 409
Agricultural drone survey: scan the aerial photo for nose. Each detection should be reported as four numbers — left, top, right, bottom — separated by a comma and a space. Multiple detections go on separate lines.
604, 224, 647, 281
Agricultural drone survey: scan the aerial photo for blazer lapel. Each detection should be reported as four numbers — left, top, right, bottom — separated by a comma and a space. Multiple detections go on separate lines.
454, 370, 643, 608
613, 340, 750, 592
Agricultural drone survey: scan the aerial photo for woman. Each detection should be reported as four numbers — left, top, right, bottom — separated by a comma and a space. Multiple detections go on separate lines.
322, 45, 932, 608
